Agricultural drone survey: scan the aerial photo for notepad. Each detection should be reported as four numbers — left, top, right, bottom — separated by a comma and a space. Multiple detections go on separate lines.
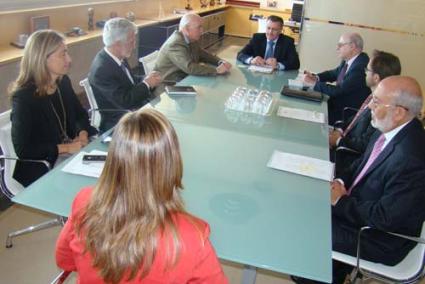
277, 106, 326, 124
267, 150, 334, 181
248, 65, 274, 74
165, 85, 197, 95
62, 150, 107, 178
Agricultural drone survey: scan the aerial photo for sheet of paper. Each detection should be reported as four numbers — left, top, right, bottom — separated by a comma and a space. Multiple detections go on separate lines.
267, 150, 334, 181
248, 65, 274, 74
277, 106, 325, 123
61, 150, 107, 178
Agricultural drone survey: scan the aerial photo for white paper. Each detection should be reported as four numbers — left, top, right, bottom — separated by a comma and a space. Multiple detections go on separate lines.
248, 65, 274, 74
267, 150, 334, 181
61, 150, 107, 178
277, 106, 325, 123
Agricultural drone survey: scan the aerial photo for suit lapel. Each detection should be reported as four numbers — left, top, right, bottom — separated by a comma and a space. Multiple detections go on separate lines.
101, 50, 133, 85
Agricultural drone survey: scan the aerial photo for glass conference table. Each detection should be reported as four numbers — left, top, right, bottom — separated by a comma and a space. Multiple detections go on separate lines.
13, 46, 332, 283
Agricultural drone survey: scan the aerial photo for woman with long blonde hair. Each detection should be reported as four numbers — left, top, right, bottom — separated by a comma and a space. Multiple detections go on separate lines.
10, 29, 96, 186
56, 108, 228, 284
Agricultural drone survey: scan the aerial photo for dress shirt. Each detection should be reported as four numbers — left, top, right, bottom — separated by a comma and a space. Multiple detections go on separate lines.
244, 38, 286, 70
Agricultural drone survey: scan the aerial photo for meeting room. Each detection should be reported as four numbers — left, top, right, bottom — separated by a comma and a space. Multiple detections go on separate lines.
0, 0, 424, 283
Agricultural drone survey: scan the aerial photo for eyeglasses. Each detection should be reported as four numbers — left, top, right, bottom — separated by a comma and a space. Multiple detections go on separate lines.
365, 67, 374, 73
336, 42, 352, 48
370, 95, 409, 111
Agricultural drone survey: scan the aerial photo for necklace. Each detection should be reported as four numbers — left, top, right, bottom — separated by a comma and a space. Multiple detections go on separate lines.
49, 87, 72, 143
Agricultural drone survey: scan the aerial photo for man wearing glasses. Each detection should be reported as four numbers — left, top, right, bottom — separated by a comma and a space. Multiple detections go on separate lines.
304, 33, 370, 124
293, 76, 425, 284
237, 15, 300, 71
330, 50, 401, 174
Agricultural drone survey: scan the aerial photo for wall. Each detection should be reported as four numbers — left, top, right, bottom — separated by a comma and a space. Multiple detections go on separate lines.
298, 0, 425, 94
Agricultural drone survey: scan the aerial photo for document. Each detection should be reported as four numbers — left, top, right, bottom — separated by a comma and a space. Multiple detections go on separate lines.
61, 150, 107, 178
248, 65, 274, 74
277, 106, 325, 123
267, 150, 334, 181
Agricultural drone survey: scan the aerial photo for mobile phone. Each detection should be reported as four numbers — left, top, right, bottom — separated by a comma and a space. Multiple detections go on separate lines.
82, 154, 107, 164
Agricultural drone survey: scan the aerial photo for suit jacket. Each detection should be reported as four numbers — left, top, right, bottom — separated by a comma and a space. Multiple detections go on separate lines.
314, 52, 371, 124
154, 31, 221, 83
333, 119, 425, 265
88, 49, 151, 133
11, 75, 96, 187
56, 187, 228, 284
236, 33, 300, 70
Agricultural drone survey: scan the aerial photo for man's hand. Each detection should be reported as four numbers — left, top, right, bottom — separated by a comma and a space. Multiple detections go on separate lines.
250, 56, 266, 66
144, 71, 162, 88
74, 130, 89, 147
216, 63, 229, 74
221, 60, 232, 71
331, 180, 348, 205
329, 130, 343, 148
265, 58, 278, 69
303, 70, 318, 86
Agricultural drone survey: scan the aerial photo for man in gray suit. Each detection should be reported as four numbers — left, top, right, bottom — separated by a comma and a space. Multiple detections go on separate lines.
154, 13, 232, 83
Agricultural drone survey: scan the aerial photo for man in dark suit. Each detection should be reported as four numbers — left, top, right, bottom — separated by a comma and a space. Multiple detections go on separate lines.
237, 15, 300, 71
304, 33, 371, 124
330, 76, 425, 283
89, 18, 162, 133
293, 76, 425, 284
330, 50, 401, 172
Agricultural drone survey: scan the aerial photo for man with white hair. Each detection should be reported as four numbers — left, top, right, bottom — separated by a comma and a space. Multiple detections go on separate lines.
89, 18, 161, 133
154, 13, 232, 83
304, 32, 371, 124
293, 76, 425, 284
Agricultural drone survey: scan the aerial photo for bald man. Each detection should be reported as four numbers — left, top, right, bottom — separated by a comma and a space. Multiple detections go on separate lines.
154, 13, 231, 83
304, 33, 371, 124
293, 76, 425, 284
329, 76, 425, 283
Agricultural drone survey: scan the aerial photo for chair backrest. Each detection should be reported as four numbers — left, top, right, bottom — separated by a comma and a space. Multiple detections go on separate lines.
0, 110, 24, 197
79, 78, 100, 129
139, 50, 159, 75
291, 3, 304, 23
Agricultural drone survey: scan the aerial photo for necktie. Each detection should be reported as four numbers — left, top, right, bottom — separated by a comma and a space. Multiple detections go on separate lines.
121, 62, 135, 85
336, 63, 348, 86
343, 95, 373, 136
264, 41, 275, 60
348, 134, 386, 194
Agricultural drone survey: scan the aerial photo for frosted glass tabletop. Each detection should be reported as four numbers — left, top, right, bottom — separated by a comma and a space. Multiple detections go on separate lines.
13, 45, 332, 282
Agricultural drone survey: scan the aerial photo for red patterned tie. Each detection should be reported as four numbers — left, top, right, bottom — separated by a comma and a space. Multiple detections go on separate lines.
343, 95, 373, 136
336, 63, 348, 86
348, 134, 386, 194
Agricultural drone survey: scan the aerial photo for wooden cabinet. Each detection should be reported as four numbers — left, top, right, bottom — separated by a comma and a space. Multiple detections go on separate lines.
225, 6, 253, 38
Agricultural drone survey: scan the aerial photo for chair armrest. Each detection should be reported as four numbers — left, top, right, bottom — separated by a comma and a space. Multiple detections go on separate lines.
50, 270, 71, 284
355, 226, 425, 273
0, 155, 51, 170
336, 146, 360, 155
342, 107, 359, 123
88, 108, 131, 114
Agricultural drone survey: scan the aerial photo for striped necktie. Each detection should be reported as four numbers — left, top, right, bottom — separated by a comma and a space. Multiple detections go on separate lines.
343, 95, 373, 136
264, 41, 275, 60
336, 63, 348, 86
120, 62, 135, 85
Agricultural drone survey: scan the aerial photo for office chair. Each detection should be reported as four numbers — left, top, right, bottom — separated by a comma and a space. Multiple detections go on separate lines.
79, 78, 100, 129
50, 270, 72, 284
139, 50, 159, 75
0, 110, 65, 248
332, 221, 425, 284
